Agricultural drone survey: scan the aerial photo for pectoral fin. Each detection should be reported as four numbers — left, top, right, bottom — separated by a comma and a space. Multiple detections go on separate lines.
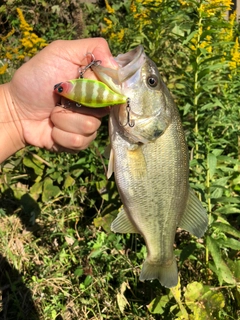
107, 148, 114, 179
179, 188, 208, 238
111, 206, 139, 234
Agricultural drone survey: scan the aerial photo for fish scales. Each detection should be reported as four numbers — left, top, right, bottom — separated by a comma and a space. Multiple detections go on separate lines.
111, 113, 188, 265
92, 45, 208, 288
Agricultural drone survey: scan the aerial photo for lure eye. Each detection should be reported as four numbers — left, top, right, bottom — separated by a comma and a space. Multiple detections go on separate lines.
57, 86, 64, 93
147, 75, 158, 88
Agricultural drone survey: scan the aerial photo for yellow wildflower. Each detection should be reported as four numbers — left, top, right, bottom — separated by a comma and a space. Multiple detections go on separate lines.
143, 0, 162, 4
5, 52, 13, 60
117, 29, 125, 41
199, 0, 233, 17
17, 54, 25, 60
16, 8, 33, 32
130, 2, 137, 12
229, 37, 240, 69
104, 0, 115, 14
104, 17, 113, 26
0, 28, 15, 42
222, 11, 236, 42
0, 63, 8, 75
178, 0, 189, 6
109, 32, 116, 40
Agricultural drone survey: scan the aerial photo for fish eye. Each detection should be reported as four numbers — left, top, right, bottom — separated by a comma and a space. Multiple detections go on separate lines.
147, 75, 158, 88
57, 86, 64, 93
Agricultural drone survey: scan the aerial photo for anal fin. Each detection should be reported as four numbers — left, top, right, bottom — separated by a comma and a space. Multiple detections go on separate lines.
179, 188, 208, 238
111, 206, 139, 234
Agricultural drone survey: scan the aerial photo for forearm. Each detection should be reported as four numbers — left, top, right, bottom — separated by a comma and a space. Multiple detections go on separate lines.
0, 83, 25, 163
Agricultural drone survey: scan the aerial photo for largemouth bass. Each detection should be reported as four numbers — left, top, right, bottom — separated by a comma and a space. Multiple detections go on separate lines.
92, 46, 208, 288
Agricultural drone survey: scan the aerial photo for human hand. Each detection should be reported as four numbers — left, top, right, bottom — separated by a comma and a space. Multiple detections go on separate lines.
1, 38, 117, 161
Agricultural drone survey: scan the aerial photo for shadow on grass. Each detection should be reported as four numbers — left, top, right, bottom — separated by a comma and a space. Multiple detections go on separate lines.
0, 254, 39, 320
0, 189, 42, 320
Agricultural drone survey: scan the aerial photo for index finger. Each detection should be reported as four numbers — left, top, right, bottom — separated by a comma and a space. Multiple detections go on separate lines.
53, 38, 118, 69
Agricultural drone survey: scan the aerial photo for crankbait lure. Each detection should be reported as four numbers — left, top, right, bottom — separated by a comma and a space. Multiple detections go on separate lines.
54, 79, 127, 108
54, 52, 127, 108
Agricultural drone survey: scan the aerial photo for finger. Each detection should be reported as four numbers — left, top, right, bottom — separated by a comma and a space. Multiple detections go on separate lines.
51, 106, 108, 134
50, 38, 118, 69
51, 126, 97, 150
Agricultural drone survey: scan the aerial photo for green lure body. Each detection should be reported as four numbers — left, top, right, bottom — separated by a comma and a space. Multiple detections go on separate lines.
54, 78, 127, 108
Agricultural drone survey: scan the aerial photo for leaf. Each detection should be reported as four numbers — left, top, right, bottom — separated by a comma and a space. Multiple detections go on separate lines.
182, 30, 198, 45
23, 154, 44, 176
206, 236, 236, 285
170, 277, 189, 319
95, 180, 118, 201
185, 282, 225, 320
215, 205, 240, 215
93, 213, 114, 233
185, 282, 207, 304
20, 193, 41, 218
42, 177, 61, 202
217, 238, 240, 251
210, 177, 229, 199
74, 267, 83, 277
212, 197, 240, 204
30, 181, 43, 200
179, 242, 198, 266
147, 295, 171, 314
63, 175, 75, 189
211, 222, 240, 238
227, 260, 240, 281
207, 153, 217, 179
117, 281, 130, 314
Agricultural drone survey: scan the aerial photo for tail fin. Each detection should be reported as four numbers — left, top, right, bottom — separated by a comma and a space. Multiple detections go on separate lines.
139, 258, 178, 288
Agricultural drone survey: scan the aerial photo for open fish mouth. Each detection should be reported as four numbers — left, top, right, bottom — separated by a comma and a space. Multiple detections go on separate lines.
114, 45, 146, 83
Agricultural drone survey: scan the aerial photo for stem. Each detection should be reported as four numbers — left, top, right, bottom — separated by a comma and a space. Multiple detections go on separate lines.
205, 146, 212, 266
193, 13, 203, 204
193, 16, 202, 156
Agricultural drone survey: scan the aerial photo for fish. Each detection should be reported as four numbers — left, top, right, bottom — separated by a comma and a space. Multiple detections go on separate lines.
91, 45, 208, 288
54, 78, 127, 107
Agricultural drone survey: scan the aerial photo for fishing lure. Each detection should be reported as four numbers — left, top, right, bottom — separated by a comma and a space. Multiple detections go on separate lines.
54, 52, 127, 108
54, 79, 128, 108
54, 52, 134, 126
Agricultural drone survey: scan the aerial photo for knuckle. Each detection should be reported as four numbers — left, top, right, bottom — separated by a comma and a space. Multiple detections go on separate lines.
70, 135, 84, 149
96, 37, 108, 47
70, 132, 96, 150
82, 118, 100, 134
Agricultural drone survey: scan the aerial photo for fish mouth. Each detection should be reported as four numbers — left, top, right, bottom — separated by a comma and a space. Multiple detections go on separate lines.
115, 45, 145, 82
115, 45, 144, 68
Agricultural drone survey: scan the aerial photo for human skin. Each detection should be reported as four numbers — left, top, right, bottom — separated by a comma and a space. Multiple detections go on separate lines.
0, 38, 117, 163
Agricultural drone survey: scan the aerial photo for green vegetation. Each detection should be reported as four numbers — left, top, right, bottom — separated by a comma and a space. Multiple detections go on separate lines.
0, 0, 239, 319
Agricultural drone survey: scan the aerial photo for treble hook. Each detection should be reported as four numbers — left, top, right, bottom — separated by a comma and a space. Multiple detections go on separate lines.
119, 98, 135, 128
79, 52, 101, 78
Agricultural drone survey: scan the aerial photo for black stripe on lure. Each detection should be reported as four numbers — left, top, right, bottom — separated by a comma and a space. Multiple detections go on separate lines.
53, 79, 128, 108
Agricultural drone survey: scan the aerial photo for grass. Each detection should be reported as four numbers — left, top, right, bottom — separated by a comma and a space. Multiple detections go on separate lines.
0, 1, 240, 318
0, 186, 166, 320
0, 144, 238, 319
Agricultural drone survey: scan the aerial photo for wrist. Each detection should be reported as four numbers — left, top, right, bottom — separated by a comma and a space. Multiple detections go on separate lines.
0, 83, 25, 163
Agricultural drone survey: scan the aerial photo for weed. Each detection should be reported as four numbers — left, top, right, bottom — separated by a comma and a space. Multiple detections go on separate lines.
0, 0, 240, 319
